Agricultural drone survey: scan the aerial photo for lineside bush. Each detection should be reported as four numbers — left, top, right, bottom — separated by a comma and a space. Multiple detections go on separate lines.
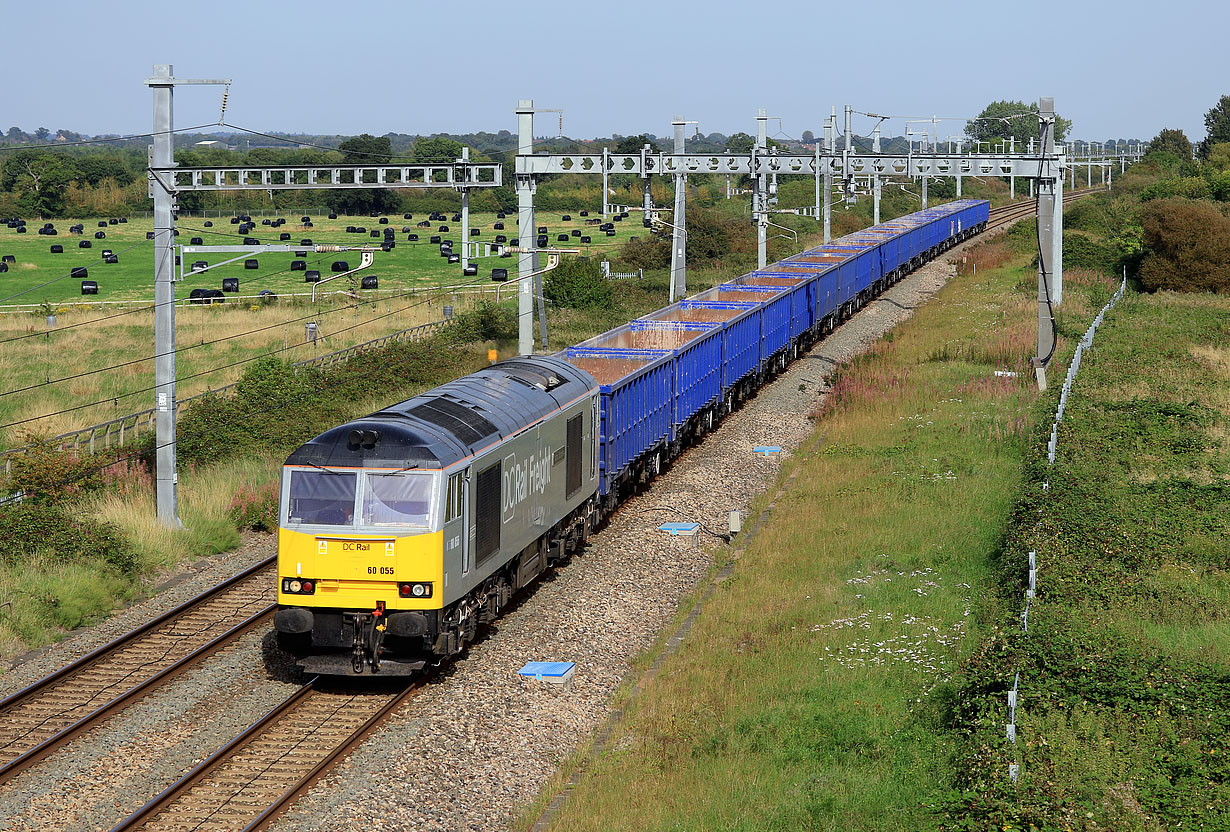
544, 256, 613, 310
227, 479, 280, 532
0, 502, 137, 573
1138, 198, 1230, 292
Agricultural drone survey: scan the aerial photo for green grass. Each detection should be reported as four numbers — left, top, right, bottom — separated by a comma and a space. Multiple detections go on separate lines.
0, 211, 645, 307
0, 209, 666, 447
522, 236, 1086, 832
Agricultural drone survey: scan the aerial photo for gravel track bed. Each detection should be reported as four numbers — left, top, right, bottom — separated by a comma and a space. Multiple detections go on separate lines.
0, 249, 963, 832
268, 256, 959, 832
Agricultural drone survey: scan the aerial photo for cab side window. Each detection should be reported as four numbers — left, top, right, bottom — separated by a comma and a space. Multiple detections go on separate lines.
445, 473, 463, 523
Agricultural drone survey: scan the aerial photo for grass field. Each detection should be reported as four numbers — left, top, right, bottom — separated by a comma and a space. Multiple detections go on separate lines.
0, 290, 489, 447
0, 209, 653, 447
519, 236, 1139, 831
0, 209, 642, 307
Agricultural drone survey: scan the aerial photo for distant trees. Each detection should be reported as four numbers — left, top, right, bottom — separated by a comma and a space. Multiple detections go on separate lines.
327, 133, 399, 215
1206, 143, 1230, 171
725, 132, 754, 153
719, 132, 781, 152
413, 136, 463, 162
338, 133, 392, 164
965, 100, 1071, 148
0, 151, 76, 216
613, 135, 660, 153
74, 156, 135, 187
1148, 128, 1193, 159
801, 130, 815, 144
1199, 95, 1230, 159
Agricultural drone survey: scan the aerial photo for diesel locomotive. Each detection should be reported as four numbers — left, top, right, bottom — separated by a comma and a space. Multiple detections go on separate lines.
273, 356, 600, 675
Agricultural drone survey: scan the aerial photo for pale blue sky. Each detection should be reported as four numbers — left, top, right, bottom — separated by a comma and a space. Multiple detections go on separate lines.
2, 0, 1220, 145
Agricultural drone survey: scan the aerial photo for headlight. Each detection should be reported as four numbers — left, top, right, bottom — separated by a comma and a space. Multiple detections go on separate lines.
282, 578, 316, 595
398, 582, 432, 598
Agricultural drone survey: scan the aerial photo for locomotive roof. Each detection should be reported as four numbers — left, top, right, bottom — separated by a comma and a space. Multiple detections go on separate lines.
284, 355, 597, 470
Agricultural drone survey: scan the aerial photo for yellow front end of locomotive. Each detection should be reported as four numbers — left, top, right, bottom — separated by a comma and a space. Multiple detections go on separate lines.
277, 526, 444, 611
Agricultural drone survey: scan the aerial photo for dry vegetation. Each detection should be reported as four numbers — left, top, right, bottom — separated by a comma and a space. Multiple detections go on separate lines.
0, 292, 484, 445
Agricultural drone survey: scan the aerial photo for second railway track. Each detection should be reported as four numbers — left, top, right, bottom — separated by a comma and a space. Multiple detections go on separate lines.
984, 186, 1099, 233
111, 676, 421, 832
0, 555, 276, 783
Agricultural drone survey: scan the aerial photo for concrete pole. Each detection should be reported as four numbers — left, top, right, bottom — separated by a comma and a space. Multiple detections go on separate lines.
872, 124, 881, 224
516, 100, 535, 355
642, 144, 653, 217
1035, 97, 1058, 382
669, 116, 687, 303
1054, 162, 1064, 305
814, 142, 821, 222
1010, 135, 1015, 199
150, 64, 181, 528
955, 138, 963, 197
843, 104, 852, 205
823, 108, 834, 243
756, 108, 768, 269
921, 174, 928, 209
601, 147, 609, 219
460, 146, 470, 270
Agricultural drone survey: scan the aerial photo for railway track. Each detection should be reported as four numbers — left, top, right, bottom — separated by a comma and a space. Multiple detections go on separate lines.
984, 187, 1100, 233
111, 677, 421, 832
0, 556, 276, 784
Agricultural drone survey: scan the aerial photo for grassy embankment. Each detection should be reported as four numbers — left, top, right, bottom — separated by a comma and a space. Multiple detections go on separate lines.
948, 288, 1229, 830
520, 224, 1148, 831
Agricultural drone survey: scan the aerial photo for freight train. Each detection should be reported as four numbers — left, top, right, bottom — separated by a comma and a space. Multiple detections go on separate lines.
272, 199, 990, 675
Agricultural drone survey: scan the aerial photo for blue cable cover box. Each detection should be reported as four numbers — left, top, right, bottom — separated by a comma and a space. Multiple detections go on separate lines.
518, 661, 577, 684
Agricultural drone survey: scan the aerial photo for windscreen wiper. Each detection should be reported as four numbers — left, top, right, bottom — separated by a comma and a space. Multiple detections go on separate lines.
303, 461, 341, 475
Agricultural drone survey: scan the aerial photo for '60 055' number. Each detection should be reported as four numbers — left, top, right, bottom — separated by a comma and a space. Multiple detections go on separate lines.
367, 566, 395, 575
